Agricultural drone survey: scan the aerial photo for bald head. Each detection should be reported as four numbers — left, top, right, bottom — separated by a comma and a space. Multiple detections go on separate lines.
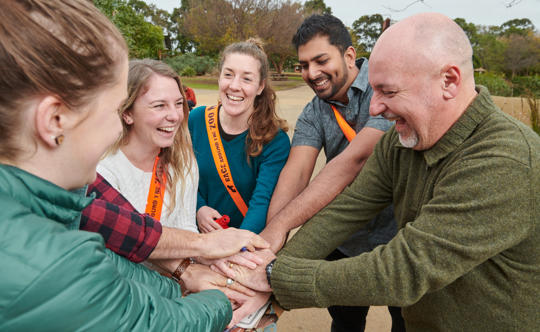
373, 13, 474, 81
368, 13, 479, 151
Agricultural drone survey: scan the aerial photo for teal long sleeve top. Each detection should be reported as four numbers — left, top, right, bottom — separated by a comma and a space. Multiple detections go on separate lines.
188, 105, 290, 233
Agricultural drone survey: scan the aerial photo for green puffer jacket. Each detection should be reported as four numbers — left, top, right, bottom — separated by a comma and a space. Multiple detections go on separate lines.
0, 164, 231, 331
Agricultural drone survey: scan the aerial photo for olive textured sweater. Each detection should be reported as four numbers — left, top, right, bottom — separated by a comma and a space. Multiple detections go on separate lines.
271, 86, 540, 331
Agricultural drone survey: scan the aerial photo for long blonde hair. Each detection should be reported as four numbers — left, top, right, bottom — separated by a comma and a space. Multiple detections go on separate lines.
112, 59, 194, 214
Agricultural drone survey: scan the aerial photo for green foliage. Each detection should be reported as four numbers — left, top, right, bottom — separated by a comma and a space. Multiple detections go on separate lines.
94, 0, 164, 59
511, 75, 540, 97
474, 72, 512, 97
164, 53, 217, 76
352, 14, 383, 52
501, 18, 535, 36
304, 0, 332, 15
181, 66, 197, 77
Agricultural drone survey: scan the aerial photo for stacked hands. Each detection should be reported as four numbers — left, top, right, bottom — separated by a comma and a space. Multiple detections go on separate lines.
170, 227, 277, 328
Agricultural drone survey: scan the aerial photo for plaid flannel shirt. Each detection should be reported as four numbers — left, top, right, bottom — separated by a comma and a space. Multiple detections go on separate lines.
80, 173, 162, 263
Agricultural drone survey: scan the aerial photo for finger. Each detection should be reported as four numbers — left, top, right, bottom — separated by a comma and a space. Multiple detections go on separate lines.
228, 303, 254, 328
228, 253, 259, 269
211, 263, 236, 279
227, 278, 256, 297
221, 288, 252, 304
248, 234, 270, 250
214, 260, 236, 278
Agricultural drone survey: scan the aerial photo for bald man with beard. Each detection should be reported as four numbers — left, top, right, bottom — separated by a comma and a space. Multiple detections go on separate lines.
229, 12, 540, 331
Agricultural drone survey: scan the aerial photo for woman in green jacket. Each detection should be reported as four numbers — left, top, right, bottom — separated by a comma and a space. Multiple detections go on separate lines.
0, 1, 233, 331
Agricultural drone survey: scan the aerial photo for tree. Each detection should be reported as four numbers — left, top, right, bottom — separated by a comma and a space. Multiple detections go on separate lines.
500, 18, 535, 36
474, 26, 506, 72
503, 32, 540, 77
351, 14, 383, 53
94, 0, 164, 59
304, 0, 331, 15
183, 0, 304, 73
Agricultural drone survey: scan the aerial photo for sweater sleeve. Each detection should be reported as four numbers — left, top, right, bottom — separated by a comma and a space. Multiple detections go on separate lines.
239, 130, 290, 233
9, 231, 232, 332
271, 136, 534, 310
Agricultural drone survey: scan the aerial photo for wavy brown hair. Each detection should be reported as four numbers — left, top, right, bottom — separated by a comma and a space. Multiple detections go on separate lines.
111, 59, 194, 215
219, 38, 288, 157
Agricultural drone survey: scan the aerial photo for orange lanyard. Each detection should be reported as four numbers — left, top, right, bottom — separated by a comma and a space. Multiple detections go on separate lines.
145, 156, 167, 220
205, 105, 248, 217
331, 105, 356, 142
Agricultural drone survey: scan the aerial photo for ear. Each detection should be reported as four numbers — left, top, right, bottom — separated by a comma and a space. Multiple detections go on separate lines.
34, 96, 72, 148
257, 80, 265, 96
344, 46, 357, 69
441, 65, 461, 100
122, 109, 134, 125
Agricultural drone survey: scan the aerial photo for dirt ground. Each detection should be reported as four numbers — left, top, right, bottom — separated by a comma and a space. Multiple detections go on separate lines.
193, 85, 535, 332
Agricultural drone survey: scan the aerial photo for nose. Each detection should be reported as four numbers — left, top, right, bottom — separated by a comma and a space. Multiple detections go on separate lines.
166, 104, 181, 122
369, 92, 386, 117
307, 65, 321, 81
229, 75, 241, 90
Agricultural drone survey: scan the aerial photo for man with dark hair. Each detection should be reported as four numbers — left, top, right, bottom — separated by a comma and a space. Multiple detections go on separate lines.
260, 14, 404, 331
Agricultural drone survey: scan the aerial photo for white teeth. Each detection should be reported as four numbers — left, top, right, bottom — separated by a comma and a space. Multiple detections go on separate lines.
159, 127, 175, 132
315, 79, 328, 86
227, 94, 243, 101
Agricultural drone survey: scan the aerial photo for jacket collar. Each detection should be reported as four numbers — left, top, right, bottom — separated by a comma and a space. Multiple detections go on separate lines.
0, 164, 93, 229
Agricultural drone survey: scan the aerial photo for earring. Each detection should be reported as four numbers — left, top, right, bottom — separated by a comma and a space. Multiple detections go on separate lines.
54, 134, 65, 146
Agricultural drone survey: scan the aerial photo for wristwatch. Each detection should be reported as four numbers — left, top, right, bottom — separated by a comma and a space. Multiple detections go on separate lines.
265, 259, 276, 287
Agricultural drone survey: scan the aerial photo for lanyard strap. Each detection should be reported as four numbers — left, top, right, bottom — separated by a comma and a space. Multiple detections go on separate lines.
145, 156, 167, 220
205, 105, 248, 217
331, 105, 357, 142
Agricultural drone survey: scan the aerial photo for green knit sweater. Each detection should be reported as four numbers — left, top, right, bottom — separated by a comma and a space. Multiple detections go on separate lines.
272, 86, 540, 331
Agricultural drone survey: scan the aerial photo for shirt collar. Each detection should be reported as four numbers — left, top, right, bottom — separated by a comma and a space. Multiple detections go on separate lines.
419, 86, 495, 166
329, 57, 369, 108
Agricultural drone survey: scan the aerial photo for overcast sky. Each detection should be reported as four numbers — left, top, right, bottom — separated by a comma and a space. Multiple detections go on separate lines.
148, 0, 540, 29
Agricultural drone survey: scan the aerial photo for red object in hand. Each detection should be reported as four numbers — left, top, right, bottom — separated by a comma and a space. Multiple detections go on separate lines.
214, 215, 230, 229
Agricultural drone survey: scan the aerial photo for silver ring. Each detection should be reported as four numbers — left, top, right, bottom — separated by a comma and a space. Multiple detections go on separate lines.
226, 278, 234, 286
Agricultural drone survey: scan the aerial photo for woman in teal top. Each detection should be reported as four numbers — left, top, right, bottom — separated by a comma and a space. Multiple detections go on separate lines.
189, 38, 290, 234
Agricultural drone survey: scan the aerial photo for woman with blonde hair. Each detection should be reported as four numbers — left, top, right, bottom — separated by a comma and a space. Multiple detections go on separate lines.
189, 38, 290, 235
0, 1, 232, 330
97, 58, 198, 232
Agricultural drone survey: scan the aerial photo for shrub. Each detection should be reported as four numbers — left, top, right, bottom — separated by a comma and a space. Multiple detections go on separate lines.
474, 72, 512, 97
181, 66, 196, 77
511, 75, 540, 98
164, 53, 217, 76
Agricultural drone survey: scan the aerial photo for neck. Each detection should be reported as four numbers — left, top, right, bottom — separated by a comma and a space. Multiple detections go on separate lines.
121, 136, 161, 172
219, 105, 250, 135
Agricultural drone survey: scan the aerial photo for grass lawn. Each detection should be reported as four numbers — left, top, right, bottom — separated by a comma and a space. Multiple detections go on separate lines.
181, 72, 307, 91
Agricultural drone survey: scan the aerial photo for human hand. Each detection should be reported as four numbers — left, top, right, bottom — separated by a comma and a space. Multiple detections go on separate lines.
181, 263, 255, 303
259, 225, 288, 253
212, 249, 275, 293
199, 251, 264, 276
200, 227, 270, 259
196, 206, 222, 233
228, 291, 272, 328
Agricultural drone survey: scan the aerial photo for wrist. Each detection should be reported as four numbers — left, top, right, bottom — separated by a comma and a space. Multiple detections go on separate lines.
265, 258, 276, 288
173, 258, 195, 296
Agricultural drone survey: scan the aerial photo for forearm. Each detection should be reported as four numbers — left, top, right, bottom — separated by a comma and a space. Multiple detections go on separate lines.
149, 226, 205, 259
266, 149, 366, 236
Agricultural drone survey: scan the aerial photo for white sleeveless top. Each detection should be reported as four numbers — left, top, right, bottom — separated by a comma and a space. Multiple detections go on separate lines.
97, 150, 199, 233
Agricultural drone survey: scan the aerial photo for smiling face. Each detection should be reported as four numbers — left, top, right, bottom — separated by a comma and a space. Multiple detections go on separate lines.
368, 42, 441, 151
123, 73, 184, 153
218, 52, 264, 119
298, 35, 355, 102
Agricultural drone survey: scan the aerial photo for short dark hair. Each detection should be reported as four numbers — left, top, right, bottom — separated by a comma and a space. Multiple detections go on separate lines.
292, 14, 352, 54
